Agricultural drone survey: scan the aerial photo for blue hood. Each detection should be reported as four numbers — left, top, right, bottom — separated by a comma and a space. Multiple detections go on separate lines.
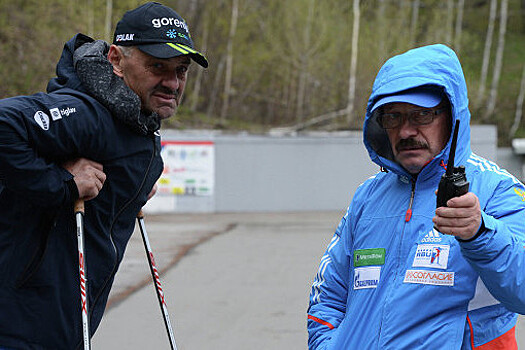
363, 44, 471, 179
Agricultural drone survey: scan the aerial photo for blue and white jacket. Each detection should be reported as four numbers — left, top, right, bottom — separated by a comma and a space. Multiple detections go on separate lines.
307, 44, 525, 349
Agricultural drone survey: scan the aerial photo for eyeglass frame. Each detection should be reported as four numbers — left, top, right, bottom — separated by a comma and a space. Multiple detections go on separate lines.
375, 107, 448, 129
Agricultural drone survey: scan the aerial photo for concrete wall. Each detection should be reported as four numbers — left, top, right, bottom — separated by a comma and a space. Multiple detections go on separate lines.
214, 133, 376, 212
145, 125, 504, 213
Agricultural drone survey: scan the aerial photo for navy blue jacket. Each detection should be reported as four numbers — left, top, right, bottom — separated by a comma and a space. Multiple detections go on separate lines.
0, 34, 164, 349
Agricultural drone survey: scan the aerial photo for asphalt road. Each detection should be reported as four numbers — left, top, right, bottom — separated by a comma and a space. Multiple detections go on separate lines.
92, 212, 525, 349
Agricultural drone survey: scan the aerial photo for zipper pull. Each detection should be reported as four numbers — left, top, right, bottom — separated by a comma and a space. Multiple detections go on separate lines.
405, 180, 416, 222
405, 208, 412, 222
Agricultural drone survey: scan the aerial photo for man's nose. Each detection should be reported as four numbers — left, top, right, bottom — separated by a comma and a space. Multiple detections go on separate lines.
398, 116, 418, 138
162, 72, 180, 91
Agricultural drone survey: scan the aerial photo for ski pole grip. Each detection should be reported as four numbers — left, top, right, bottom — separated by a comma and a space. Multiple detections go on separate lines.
137, 209, 144, 219
75, 199, 85, 215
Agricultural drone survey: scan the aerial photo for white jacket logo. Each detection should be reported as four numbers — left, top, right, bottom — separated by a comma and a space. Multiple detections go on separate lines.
404, 269, 454, 286
412, 244, 450, 269
49, 107, 77, 121
34, 111, 50, 130
61, 107, 76, 116
421, 228, 442, 243
353, 267, 381, 290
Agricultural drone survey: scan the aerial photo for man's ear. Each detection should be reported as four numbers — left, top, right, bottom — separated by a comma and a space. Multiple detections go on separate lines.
107, 45, 124, 78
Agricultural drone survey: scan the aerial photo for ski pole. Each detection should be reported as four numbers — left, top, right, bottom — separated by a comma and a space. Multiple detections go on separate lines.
137, 210, 178, 350
75, 199, 91, 350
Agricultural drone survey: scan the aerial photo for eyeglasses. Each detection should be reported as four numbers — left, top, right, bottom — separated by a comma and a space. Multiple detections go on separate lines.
376, 108, 446, 129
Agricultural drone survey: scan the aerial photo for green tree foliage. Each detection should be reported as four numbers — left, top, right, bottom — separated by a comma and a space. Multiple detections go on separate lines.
1, 0, 524, 144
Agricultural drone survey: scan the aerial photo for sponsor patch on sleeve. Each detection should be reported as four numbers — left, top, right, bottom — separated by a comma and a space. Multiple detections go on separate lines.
34, 111, 50, 130
404, 269, 454, 286
354, 248, 385, 267
412, 244, 450, 269
49, 108, 62, 121
354, 266, 381, 290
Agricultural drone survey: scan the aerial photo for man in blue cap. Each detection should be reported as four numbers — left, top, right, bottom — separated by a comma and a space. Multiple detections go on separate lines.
0, 2, 207, 349
370, 86, 451, 176
307, 45, 525, 349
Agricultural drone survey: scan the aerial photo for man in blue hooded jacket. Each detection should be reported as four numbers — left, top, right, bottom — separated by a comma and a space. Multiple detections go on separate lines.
307, 44, 525, 349
0, 2, 207, 349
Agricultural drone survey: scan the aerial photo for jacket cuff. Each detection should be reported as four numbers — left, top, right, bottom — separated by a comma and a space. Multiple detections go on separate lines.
61, 164, 79, 205
457, 211, 497, 248
456, 217, 486, 243
66, 178, 79, 203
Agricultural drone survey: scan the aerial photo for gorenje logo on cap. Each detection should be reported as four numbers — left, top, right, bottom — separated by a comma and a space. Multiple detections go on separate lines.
151, 17, 188, 33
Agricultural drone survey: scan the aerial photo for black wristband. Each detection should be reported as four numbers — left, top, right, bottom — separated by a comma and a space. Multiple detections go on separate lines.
457, 218, 486, 243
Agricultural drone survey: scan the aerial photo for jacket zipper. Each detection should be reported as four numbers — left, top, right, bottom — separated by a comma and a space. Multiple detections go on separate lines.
77, 135, 158, 349
378, 178, 416, 348
405, 180, 416, 222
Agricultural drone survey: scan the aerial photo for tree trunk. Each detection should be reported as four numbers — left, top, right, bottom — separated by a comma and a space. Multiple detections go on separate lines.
377, 0, 387, 63
346, 0, 360, 126
295, 65, 307, 123
484, 0, 508, 121
220, 0, 239, 124
409, 0, 420, 47
454, 0, 465, 53
446, 0, 454, 44
510, 64, 525, 139
87, 0, 94, 38
190, 11, 209, 113
187, 0, 200, 25
104, 0, 113, 43
207, 56, 226, 121
283, 61, 292, 123
295, 0, 315, 123
522, 0, 525, 33
476, 0, 498, 109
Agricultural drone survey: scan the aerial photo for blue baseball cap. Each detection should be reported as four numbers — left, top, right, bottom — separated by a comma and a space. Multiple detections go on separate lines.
371, 86, 443, 113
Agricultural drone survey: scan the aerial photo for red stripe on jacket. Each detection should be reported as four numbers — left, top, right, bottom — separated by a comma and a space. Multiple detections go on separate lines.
307, 315, 335, 330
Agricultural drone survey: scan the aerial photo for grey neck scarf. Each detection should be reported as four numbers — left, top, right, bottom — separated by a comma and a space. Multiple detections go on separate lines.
73, 40, 160, 135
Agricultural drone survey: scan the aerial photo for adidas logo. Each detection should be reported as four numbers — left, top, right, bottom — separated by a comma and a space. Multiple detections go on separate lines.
421, 228, 442, 243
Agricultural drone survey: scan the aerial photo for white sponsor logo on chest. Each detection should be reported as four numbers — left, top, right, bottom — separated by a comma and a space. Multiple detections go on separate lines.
412, 244, 450, 269
421, 228, 442, 243
404, 269, 455, 286
353, 266, 381, 290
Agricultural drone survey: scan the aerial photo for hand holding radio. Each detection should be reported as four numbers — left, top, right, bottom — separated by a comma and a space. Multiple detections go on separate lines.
433, 192, 481, 240
434, 120, 481, 240
436, 120, 469, 208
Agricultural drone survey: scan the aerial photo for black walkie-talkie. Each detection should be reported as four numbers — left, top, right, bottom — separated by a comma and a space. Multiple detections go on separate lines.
436, 120, 469, 208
